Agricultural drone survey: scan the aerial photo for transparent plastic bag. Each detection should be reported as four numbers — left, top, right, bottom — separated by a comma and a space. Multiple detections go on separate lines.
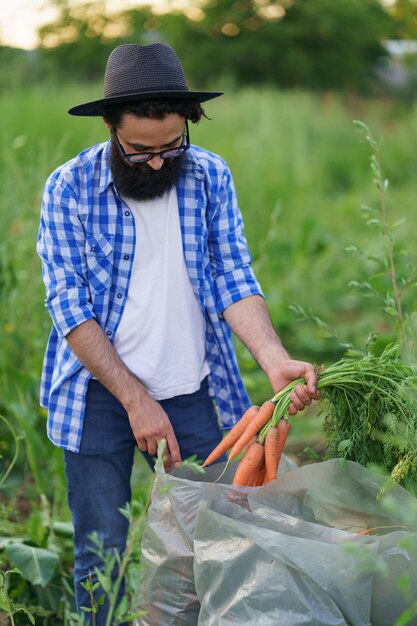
194, 499, 377, 626
371, 530, 417, 626
248, 459, 417, 626
137, 457, 296, 626
248, 459, 417, 532
138, 458, 417, 626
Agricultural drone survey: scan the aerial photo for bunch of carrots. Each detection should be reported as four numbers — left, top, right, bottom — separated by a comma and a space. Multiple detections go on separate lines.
202, 343, 417, 492
202, 400, 291, 486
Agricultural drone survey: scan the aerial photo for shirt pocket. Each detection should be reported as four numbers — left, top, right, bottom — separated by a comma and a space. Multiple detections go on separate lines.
86, 232, 114, 294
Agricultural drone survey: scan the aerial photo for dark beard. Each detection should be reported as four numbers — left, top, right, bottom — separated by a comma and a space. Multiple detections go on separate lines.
109, 138, 185, 201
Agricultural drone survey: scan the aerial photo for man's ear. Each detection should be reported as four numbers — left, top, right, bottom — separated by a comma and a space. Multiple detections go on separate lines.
103, 117, 111, 131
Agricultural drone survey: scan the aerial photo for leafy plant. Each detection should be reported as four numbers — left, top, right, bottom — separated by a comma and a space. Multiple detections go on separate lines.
81, 501, 148, 626
0, 566, 35, 625
5, 543, 59, 587
320, 342, 417, 496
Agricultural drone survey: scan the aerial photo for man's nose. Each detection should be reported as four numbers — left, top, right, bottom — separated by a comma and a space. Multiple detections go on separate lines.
146, 155, 164, 170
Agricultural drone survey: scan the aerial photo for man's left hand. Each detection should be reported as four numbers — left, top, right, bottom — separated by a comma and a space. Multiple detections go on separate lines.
267, 359, 321, 415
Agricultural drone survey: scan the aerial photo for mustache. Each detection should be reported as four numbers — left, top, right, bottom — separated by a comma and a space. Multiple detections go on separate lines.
109, 138, 185, 201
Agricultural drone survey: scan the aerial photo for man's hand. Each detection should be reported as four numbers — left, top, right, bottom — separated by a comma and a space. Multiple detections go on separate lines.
125, 392, 181, 468
66, 319, 181, 468
267, 358, 320, 415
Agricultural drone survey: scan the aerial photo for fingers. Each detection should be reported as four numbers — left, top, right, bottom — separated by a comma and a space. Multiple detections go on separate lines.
166, 431, 181, 466
302, 364, 320, 396
272, 359, 320, 415
137, 431, 181, 467
137, 437, 160, 457
129, 396, 182, 467
311, 389, 321, 401
289, 381, 320, 414
137, 438, 148, 453
292, 383, 312, 407
146, 439, 158, 457
288, 403, 298, 416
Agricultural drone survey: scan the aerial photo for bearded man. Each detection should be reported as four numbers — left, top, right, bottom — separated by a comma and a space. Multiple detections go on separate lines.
37, 42, 319, 624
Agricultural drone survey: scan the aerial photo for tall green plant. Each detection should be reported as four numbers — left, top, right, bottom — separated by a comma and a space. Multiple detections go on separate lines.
0, 567, 35, 625
78, 503, 148, 626
348, 120, 417, 359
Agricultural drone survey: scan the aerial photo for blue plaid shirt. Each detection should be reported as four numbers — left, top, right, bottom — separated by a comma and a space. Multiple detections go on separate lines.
37, 140, 263, 452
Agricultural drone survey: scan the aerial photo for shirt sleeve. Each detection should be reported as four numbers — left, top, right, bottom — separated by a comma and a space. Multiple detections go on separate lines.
36, 175, 95, 337
208, 164, 263, 315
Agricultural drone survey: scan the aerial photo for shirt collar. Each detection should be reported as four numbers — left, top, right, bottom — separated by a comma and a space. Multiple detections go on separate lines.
98, 140, 113, 194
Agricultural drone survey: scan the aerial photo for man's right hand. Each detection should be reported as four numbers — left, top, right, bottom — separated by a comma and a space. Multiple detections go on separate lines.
66, 319, 181, 469
125, 391, 181, 468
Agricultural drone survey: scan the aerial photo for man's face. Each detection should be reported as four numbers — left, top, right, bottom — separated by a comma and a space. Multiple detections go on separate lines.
107, 113, 187, 201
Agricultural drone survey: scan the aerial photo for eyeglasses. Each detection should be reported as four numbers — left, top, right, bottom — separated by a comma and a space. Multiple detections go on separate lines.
112, 120, 190, 164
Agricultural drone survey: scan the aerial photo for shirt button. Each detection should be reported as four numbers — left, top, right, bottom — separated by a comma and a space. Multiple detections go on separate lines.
91, 246, 97, 252
124, 210, 130, 216
106, 330, 112, 336
117, 293, 122, 299
124, 254, 130, 260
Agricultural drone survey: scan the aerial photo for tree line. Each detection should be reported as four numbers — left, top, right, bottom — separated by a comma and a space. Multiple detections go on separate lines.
2, 0, 417, 94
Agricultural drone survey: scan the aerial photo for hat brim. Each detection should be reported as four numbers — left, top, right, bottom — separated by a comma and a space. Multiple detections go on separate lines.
68, 89, 223, 116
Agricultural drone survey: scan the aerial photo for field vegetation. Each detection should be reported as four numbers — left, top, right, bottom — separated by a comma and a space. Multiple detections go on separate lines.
0, 84, 416, 622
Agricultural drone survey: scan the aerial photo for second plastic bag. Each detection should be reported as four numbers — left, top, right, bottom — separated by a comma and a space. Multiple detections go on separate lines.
247, 459, 417, 626
194, 499, 378, 626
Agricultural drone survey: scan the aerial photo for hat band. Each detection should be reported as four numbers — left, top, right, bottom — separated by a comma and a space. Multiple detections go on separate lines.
104, 83, 189, 98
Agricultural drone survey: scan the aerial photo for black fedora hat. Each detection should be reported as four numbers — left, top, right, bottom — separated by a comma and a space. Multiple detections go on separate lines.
68, 42, 223, 116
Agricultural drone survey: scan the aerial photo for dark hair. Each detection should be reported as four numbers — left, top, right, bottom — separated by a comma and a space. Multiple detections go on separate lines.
101, 98, 206, 127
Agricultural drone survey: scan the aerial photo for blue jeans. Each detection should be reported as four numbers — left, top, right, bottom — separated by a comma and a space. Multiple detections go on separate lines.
64, 377, 224, 625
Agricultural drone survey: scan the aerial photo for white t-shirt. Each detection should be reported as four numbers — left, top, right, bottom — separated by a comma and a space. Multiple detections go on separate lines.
113, 187, 209, 400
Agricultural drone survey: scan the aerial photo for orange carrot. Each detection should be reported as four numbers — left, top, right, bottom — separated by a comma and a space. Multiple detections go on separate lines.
232, 441, 265, 486
274, 417, 291, 476
229, 400, 275, 462
202, 405, 260, 467
253, 460, 266, 486
264, 426, 280, 484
